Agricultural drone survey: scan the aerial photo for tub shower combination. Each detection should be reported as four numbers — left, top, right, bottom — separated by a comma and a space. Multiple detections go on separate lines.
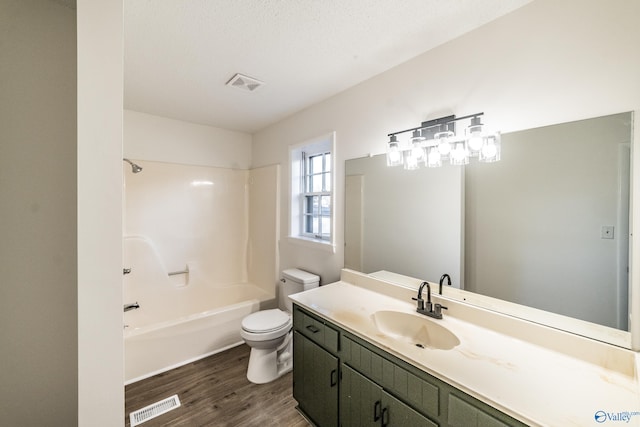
123, 236, 273, 383
123, 160, 279, 384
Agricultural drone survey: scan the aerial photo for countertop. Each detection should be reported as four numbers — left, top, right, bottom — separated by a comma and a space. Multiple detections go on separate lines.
289, 276, 640, 427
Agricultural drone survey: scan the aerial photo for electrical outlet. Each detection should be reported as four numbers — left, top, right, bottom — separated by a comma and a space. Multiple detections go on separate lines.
601, 226, 614, 239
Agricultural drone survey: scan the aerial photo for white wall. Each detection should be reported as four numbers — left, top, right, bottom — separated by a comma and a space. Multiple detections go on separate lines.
77, 0, 124, 425
0, 1, 77, 424
124, 110, 252, 169
252, 0, 640, 312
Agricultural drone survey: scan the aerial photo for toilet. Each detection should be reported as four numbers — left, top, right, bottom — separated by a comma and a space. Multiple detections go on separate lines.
241, 268, 320, 384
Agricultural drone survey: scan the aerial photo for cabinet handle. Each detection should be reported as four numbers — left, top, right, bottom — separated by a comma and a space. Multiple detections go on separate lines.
381, 407, 389, 426
330, 369, 337, 387
306, 324, 320, 333
373, 400, 381, 421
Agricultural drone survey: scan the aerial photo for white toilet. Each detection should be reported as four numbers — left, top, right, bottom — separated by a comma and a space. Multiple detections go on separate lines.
241, 268, 319, 384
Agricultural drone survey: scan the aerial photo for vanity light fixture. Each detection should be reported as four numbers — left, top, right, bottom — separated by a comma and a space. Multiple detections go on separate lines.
385, 113, 501, 168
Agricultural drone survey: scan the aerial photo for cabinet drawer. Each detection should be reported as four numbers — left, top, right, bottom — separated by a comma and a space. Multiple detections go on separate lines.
293, 305, 339, 354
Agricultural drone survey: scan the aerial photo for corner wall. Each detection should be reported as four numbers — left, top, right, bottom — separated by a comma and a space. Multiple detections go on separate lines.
78, 0, 124, 425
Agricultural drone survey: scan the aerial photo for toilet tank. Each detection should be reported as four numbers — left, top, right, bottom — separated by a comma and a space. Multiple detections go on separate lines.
280, 268, 320, 311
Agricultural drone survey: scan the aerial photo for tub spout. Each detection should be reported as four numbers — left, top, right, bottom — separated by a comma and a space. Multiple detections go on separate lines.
124, 302, 140, 312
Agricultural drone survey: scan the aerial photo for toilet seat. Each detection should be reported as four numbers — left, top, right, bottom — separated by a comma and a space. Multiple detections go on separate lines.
241, 309, 292, 341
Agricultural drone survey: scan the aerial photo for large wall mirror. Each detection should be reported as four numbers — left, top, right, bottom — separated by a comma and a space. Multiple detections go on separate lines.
345, 112, 633, 344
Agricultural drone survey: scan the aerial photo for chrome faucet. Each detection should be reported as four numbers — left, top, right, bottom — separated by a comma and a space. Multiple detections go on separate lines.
412, 282, 447, 319
124, 302, 140, 312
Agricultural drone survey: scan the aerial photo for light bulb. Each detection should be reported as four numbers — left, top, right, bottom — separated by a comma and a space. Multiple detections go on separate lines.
438, 140, 451, 156
468, 133, 483, 152
426, 146, 442, 168
466, 116, 484, 154
386, 135, 403, 166
404, 151, 420, 170
411, 143, 425, 162
450, 140, 469, 165
481, 143, 497, 158
479, 133, 501, 163
388, 149, 401, 164
435, 128, 453, 158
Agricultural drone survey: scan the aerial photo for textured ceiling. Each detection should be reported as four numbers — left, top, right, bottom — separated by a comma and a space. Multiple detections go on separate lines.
124, 0, 532, 133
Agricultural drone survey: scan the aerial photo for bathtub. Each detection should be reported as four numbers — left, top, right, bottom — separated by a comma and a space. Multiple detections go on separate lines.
123, 236, 275, 384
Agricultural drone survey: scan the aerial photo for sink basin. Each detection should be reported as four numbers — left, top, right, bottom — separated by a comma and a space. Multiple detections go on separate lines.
372, 310, 460, 350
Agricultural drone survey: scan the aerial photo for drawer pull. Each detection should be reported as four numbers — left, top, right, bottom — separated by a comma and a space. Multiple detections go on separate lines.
373, 400, 381, 421
305, 324, 320, 334
381, 407, 389, 426
330, 369, 337, 387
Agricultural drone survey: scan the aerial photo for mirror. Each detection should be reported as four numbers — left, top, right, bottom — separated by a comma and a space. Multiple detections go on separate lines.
345, 112, 633, 338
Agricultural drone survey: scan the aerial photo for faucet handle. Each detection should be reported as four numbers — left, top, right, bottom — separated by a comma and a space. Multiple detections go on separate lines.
434, 303, 448, 317
412, 296, 425, 311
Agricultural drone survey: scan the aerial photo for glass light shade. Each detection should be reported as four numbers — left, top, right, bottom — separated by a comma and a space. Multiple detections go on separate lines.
411, 141, 425, 162
426, 146, 442, 168
386, 136, 403, 166
435, 129, 453, 158
479, 133, 501, 163
466, 116, 484, 155
450, 140, 469, 165
404, 149, 420, 170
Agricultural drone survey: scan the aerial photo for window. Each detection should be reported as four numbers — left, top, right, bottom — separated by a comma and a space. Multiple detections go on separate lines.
289, 132, 335, 251
302, 151, 331, 241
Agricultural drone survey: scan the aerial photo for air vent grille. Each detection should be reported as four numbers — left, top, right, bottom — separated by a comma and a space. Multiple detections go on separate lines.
226, 73, 264, 91
129, 394, 181, 426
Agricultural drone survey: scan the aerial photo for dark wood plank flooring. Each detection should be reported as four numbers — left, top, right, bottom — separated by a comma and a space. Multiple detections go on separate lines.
125, 344, 309, 427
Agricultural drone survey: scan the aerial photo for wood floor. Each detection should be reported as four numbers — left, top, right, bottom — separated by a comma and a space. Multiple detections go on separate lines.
125, 344, 310, 427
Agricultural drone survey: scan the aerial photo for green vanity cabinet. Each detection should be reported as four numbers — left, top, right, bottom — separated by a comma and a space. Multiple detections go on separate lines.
293, 308, 340, 427
293, 331, 339, 427
341, 364, 437, 427
292, 304, 527, 427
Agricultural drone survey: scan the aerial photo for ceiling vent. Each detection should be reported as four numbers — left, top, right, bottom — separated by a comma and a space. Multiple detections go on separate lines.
226, 73, 264, 92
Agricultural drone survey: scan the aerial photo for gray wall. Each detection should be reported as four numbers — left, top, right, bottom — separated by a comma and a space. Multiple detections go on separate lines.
0, 0, 78, 424
346, 155, 463, 286
465, 113, 632, 328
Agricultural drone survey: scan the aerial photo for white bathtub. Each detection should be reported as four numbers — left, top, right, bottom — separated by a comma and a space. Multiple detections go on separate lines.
124, 283, 272, 384
123, 236, 275, 384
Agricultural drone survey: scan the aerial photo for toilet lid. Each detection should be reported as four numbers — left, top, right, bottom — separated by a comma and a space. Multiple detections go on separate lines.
242, 309, 290, 333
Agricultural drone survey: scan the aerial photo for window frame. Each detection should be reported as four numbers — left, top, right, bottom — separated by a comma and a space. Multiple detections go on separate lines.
288, 132, 336, 252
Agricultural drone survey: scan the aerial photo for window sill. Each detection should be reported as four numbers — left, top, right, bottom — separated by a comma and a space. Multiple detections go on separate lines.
287, 236, 336, 254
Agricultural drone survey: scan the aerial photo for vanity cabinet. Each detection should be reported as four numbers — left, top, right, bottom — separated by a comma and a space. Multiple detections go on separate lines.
293, 308, 340, 427
292, 304, 526, 427
341, 364, 437, 427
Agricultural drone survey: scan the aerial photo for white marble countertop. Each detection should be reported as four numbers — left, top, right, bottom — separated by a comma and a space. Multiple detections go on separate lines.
290, 275, 640, 427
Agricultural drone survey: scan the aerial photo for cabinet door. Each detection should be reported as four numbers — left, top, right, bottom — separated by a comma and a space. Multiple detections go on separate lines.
448, 393, 515, 427
340, 364, 383, 427
341, 364, 437, 427
293, 331, 339, 427
381, 390, 438, 427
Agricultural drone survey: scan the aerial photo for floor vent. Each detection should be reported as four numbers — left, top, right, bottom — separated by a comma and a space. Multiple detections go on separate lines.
129, 394, 181, 426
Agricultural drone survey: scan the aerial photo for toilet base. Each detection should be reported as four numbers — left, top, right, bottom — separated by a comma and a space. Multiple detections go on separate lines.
246, 333, 293, 384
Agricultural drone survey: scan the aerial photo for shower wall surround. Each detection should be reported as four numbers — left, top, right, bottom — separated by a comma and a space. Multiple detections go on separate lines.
124, 160, 279, 295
